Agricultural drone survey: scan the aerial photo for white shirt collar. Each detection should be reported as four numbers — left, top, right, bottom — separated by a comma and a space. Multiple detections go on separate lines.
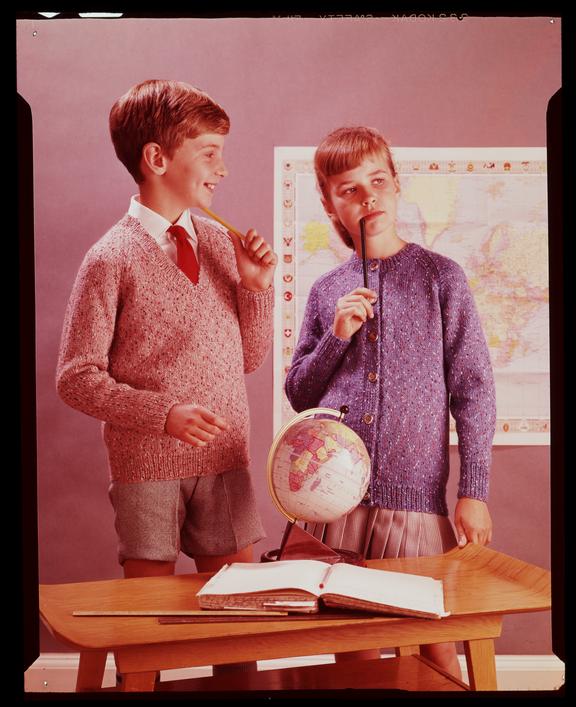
128, 195, 197, 243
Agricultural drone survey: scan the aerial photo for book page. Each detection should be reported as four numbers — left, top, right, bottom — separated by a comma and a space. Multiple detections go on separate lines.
197, 560, 331, 597
325, 563, 449, 617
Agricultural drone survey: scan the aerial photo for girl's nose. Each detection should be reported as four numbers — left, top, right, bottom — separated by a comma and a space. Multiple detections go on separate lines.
361, 192, 377, 206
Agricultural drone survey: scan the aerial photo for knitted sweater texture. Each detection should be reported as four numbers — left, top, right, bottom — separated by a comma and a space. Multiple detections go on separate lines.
56, 214, 274, 483
285, 243, 496, 516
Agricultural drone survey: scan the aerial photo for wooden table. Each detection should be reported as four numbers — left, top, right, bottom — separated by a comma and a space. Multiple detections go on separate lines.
38, 544, 551, 692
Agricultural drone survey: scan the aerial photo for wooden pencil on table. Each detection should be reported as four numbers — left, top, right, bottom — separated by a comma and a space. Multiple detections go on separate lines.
73, 609, 288, 617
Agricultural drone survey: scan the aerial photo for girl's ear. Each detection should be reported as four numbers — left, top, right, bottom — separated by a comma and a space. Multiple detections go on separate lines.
321, 196, 336, 220
326, 210, 341, 226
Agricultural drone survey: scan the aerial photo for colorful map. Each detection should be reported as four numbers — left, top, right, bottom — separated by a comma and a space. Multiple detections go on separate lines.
285, 422, 367, 492
274, 148, 549, 445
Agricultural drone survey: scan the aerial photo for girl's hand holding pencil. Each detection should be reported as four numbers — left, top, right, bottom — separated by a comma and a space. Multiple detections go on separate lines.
202, 207, 278, 292
333, 287, 378, 341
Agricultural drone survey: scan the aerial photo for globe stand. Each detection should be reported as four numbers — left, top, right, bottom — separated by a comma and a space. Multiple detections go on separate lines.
277, 520, 343, 564
262, 521, 366, 567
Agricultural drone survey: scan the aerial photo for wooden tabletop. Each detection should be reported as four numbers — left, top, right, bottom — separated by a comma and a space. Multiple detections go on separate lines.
39, 544, 551, 653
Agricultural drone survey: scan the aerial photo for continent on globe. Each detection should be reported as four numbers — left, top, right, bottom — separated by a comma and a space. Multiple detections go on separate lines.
287, 423, 340, 492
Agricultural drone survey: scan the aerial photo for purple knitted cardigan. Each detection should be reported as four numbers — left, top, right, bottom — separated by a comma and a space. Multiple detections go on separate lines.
285, 243, 496, 516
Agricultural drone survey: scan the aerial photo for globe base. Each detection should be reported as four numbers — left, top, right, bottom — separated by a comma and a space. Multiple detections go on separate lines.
261, 521, 366, 567
260, 547, 365, 567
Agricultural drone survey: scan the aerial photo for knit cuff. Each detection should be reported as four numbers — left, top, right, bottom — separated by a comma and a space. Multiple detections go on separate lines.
137, 394, 181, 436
236, 282, 274, 316
313, 329, 353, 364
457, 461, 490, 501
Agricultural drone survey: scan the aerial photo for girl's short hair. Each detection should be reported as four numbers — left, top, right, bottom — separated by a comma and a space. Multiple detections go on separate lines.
314, 126, 397, 248
109, 79, 230, 183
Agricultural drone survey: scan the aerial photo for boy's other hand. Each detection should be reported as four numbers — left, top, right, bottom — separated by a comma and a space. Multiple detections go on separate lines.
165, 404, 230, 447
333, 287, 378, 340
228, 229, 278, 292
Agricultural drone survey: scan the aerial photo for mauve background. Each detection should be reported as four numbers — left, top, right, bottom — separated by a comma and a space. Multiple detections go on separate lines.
17, 16, 560, 655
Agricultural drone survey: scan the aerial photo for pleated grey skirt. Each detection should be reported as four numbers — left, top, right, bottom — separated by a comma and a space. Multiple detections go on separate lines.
306, 505, 458, 560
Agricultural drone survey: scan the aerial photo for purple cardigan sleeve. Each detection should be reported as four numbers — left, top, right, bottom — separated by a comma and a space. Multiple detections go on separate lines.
284, 284, 351, 411
439, 261, 496, 501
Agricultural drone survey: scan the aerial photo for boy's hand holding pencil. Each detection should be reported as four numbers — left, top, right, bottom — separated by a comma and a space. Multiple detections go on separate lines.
229, 228, 277, 292
202, 207, 277, 292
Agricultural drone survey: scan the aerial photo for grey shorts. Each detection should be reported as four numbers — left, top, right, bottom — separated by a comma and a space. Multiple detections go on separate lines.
108, 469, 266, 564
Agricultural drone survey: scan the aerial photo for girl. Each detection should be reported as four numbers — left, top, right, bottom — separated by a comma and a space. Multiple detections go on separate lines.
284, 126, 496, 679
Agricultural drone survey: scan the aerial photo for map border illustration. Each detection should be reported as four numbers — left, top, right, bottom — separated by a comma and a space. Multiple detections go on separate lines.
273, 147, 550, 446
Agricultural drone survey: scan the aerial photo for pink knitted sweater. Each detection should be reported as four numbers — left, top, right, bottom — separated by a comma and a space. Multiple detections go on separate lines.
56, 213, 274, 483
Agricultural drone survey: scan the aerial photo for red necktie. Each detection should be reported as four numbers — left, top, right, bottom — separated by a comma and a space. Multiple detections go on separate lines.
168, 224, 199, 284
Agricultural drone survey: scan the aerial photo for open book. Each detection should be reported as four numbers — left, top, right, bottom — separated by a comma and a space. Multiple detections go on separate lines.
196, 560, 450, 619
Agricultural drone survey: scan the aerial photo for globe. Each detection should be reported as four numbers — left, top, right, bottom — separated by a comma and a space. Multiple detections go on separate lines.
267, 408, 371, 524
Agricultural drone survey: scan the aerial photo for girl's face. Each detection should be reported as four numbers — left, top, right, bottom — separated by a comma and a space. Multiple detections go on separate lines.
324, 155, 400, 250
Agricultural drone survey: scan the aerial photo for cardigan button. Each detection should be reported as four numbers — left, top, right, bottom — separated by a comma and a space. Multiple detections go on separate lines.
363, 492, 371, 501
362, 413, 374, 425
369, 261, 379, 271
368, 371, 378, 383
368, 331, 378, 342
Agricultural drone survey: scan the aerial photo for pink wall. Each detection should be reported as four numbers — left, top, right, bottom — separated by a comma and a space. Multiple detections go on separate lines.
17, 17, 560, 655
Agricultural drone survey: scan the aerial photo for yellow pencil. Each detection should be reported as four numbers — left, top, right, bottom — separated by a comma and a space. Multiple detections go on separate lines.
201, 207, 246, 240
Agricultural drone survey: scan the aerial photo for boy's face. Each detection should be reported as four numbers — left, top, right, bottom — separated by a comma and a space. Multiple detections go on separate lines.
324, 155, 400, 249
162, 133, 228, 210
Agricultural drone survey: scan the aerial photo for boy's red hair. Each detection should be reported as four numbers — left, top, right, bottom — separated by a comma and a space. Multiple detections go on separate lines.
314, 126, 397, 248
109, 80, 230, 183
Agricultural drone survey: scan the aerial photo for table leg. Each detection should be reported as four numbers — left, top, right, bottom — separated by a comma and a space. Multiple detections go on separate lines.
395, 645, 420, 656
463, 638, 498, 691
75, 650, 107, 692
121, 671, 158, 692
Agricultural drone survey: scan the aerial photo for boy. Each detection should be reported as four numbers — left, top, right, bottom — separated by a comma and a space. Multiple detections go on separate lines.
56, 80, 277, 582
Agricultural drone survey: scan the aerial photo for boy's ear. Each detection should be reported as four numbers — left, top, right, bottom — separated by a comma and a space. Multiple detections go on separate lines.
141, 142, 168, 176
